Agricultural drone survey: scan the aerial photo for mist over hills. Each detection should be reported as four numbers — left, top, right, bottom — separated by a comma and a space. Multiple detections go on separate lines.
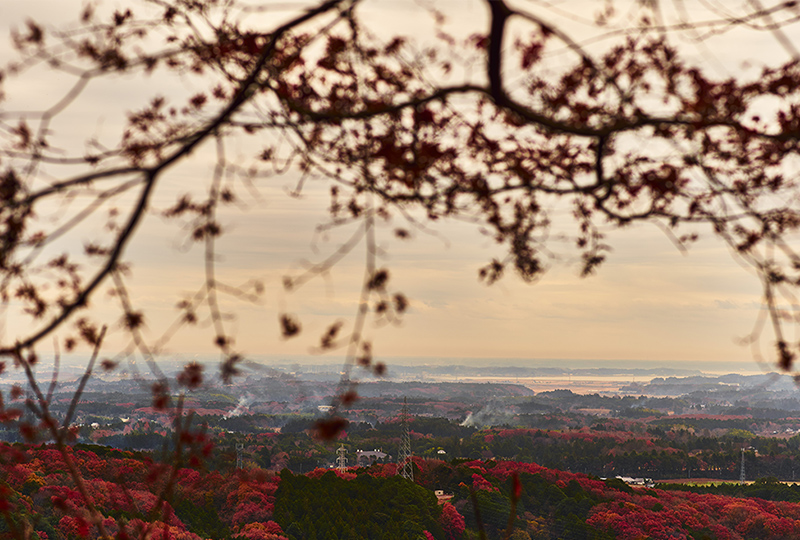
28, 352, 756, 374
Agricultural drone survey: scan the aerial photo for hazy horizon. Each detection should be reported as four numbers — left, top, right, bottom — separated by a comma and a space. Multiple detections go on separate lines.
42, 352, 771, 377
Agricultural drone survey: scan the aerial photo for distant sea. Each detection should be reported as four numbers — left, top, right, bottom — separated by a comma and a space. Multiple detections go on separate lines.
34, 353, 768, 378
248, 354, 767, 376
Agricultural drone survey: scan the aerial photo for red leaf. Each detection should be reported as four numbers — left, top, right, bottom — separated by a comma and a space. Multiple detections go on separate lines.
177, 362, 203, 390
76, 516, 90, 538
313, 417, 348, 441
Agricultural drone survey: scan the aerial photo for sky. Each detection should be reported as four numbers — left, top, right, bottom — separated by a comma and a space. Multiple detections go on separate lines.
1, 0, 797, 374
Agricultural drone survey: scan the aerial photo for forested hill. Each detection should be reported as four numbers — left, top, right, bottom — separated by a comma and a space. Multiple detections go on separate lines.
6, 443, 800, 539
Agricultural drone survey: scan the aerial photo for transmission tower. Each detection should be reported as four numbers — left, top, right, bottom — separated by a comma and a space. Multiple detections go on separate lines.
739, 447, 746, 485
236, 443, 244, 470
398, 397, 414, 482
336, 444, 348, 473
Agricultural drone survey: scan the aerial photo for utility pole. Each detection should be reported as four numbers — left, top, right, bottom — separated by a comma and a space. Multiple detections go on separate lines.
236, 443, 244, 470
398, 397, 414, 482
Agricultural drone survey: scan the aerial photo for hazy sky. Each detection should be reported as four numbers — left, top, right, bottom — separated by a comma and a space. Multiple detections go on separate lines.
1, 0, 796, 373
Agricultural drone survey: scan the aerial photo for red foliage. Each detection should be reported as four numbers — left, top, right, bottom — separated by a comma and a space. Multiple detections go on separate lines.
234, 521, 287, 540
440, 502, 466, 540
58, 516, 91, 538
364, 463, 397, 478
231, 501, 275, 527
18, 443, 800, 540
587, 487, 800, 540
470, 473, 498, 492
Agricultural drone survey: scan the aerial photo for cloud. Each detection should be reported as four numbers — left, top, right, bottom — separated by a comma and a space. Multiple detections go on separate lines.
715, 300, 739, 310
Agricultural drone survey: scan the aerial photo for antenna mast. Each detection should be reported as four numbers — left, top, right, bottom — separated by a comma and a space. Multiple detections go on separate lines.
398, 397, 414, 482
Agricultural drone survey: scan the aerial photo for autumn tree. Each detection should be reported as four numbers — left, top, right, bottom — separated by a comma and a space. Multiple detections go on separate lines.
3, 0, 800, 535
440, 501, 466, 540
2, 0, 800, 385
